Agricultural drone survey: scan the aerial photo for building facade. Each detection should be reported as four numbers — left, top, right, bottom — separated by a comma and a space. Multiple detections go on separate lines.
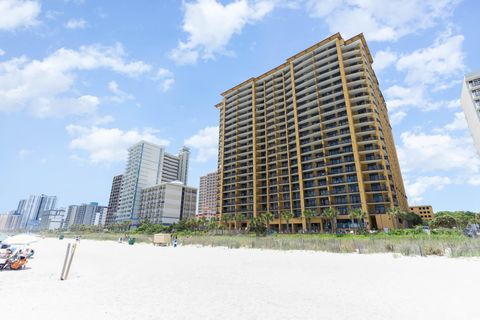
116, 141, 190, 226
40, 209, 66, 230
18, 194, 57, 230
461, 71, 480, 155
198, 171, 218, 217
64, 205, 79, 228
139, 181, 197, 225
105, 174, 123, 226
409, 205, 434, 221
72, 202, 104, 225
216, 33, 408, 231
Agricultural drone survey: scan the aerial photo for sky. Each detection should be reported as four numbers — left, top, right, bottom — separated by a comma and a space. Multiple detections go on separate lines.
0, 0, 479, 212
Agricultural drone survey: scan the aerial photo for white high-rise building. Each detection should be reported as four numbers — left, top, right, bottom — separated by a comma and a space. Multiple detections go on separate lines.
18, 194, 57, 230
116, 141, 190, 226
461, 71, 480, 155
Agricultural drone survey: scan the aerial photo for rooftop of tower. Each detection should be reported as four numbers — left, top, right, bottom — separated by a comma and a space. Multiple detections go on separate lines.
219, 33, 373, 98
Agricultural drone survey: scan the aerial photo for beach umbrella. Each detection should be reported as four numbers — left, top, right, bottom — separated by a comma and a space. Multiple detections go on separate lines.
3, 234, 41, 245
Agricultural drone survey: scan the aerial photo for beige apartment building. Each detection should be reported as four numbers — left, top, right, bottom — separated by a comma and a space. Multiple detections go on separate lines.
198, 171, 218, 218
409, 205, 434, 221
216, 33, 408, 231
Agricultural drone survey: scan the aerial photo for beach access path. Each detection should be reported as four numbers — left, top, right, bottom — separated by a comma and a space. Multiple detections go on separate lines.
0, 238, 478, 320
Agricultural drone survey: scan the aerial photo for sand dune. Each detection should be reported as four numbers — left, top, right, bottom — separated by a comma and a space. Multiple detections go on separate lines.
0, 238, 478, 320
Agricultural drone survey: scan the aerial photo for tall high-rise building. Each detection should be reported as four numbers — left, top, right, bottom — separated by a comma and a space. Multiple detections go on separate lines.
116, 141, 190, 226
105, 174, 123, 226
65, 205, 79, 228
18, 194, 57, 229
216, 33, 408, 231
139, 181, 197, 225
198, 171, 218, 217
74, 202, 98, 225
461, 71, 480, 155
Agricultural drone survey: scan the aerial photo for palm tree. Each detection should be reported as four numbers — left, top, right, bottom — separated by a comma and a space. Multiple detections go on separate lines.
281, 211, 294, 233
220, 214, 231, 230
261, 212, 274, 234
234, 213, 245, 231
387, 207, 404, 229
322, 208, 339, 234
348, 208, 368, 233
198, 217, 208, 231
303, 209, 316, 233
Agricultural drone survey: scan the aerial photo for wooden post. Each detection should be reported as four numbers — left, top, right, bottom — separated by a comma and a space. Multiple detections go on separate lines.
63, 243, 77, 280
60, 243, 71, 280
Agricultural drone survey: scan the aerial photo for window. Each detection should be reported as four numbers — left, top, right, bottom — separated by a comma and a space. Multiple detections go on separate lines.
473, 89, 480, 98
470, 79, 480, 88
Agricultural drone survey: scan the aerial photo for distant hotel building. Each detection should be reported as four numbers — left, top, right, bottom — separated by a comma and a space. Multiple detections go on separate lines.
139, 181, 197, 225
198, 171, 218, 218
216, 33, 408, 231
40, 209, 66, 230
461, 71, 480, 155
18, 194, 57, 230
116, 141, 190, 225
409, 205, 434, 221
105, 174, 123, 226
72, 202, 107, 226
64, 205, 79, 228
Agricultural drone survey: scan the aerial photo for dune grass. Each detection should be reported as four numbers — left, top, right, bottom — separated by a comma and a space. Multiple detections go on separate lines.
40, 231, 480, 257
178, 233, 480, 257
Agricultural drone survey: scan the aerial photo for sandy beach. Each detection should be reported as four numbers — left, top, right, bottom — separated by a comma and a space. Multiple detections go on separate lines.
1, 238, 478, 320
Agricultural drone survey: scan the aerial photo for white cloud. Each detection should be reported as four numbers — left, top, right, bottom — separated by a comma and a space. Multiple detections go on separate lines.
107, 81, 134, 103
66, 125, 169, 164
373, 49, 397, 71
398, 130, 480, 174
184, 126, 219, 162
383, 29, 465, 118
405, 176, 452, 204
91, 115, 115, 126
0, 0, 41, 31
385, 84, 460, 112
439, 112, 468, 132
65, 18, 86, 29
396, 32, 465, 86
0, 49, 5, 56
306, 0, 459, 42
389, 110, 406, 125
170, 0, 275, 64
468, 175, 480, 186
0, 43, 151, 117
153, 68, 175, 92
29, 95, 100, 118
45, 10, 63, 20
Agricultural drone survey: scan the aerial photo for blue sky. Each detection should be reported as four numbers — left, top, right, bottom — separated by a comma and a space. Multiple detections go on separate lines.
0, 0, 479, 212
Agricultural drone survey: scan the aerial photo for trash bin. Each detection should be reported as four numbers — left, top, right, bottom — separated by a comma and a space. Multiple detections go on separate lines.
128, 238, 135, 245
59, 234, 64, 240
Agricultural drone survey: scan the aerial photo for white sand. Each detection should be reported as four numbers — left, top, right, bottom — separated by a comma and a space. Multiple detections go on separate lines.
0, 238, 478, 320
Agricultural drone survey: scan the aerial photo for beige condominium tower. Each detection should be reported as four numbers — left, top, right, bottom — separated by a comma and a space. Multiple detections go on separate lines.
216, 33, 408, 231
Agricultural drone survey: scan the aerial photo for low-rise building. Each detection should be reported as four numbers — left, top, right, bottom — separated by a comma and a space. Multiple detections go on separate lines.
40, 209, 66, 230
409, 205, 434, 221
139, 181, 197, 225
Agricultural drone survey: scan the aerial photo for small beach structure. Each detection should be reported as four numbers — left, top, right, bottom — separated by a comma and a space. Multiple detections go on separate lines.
153, 233, 171, 246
